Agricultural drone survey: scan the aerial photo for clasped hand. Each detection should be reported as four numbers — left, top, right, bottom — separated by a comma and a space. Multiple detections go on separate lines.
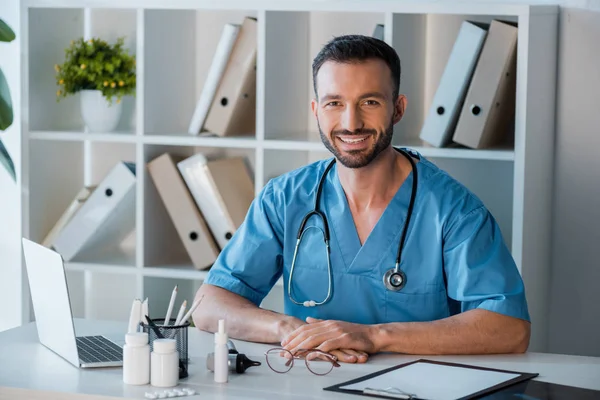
281, 317, 376, 364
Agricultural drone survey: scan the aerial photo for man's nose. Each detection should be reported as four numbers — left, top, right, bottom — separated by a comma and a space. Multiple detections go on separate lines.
340, 106, 364, 133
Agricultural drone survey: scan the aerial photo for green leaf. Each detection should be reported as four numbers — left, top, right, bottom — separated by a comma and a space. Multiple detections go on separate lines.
0, 139, 16, 182
0, 18, 16, 42
0, 68, 13, 130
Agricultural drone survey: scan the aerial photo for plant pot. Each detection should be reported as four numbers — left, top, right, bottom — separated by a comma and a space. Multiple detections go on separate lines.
80, 89, 123, 132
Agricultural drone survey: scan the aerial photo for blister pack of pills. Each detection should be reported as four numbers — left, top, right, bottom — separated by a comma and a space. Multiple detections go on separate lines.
144, 388, 196, 399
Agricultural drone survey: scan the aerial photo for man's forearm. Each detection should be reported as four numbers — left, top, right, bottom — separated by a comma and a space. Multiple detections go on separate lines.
373, 309, 531, 355
192, 284, 301, 344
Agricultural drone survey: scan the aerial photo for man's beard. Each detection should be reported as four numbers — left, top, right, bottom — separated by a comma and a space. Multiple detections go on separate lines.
318, 118, 394, 169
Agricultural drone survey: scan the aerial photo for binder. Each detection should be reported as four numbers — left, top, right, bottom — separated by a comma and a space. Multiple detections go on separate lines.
42, 185, 96, 249
452, 20, 518, 149
187, 23, 241, 135
325, 359, 538, 400
52, 162, 136, 261
147, 153, 220, 270
372, 23, 384, 41
203, 17, 257, 137
177, 154, 255, 250
419, 21, 489, 148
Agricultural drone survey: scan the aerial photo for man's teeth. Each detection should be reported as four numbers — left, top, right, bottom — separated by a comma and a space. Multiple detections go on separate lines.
339, 137, 368, 144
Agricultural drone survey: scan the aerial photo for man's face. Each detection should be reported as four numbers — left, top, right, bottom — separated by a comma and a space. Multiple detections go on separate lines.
311, 58, 406, 169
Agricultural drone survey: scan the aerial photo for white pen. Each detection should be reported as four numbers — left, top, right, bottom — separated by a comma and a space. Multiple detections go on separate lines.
141, 297, 149, 324
178, 295, 204, 325
164, 285, 178, 325
128, 298, 142, 333
174, 300, 187, 326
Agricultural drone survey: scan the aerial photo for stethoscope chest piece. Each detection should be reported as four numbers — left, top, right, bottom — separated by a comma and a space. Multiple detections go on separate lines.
383, 268, 407, 291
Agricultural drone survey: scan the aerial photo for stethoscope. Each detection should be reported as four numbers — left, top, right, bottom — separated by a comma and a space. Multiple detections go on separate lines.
288, 147, 418, 307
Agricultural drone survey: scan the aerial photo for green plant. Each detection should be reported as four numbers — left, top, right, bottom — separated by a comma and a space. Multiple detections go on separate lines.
55, 36, 136, 105
0, 17, 16, 181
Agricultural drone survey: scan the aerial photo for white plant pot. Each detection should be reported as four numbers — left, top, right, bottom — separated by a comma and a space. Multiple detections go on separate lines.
80, 90, 123, 132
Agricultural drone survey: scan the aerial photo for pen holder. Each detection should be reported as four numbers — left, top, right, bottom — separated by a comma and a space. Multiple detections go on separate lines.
141, 318, 190, 379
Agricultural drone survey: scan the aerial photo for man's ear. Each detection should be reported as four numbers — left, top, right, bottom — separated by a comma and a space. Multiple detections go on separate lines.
311, 98, 318, 118
393, 94, 407, 124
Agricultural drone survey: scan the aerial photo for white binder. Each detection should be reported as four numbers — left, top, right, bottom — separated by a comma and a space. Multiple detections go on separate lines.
187, 23, 241, 135
53, 162, 136, 261
452, 20, 518, 149
42, 185, 96, 249
177, 154, 255, 250
147, 152, 220, 270
419, 21, 489, 148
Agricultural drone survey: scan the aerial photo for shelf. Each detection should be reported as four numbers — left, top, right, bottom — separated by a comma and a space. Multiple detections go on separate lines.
29, 131, 138, 143
65, 262, 138, 275
64, 246, 137, 269
18, 2, 558, 351
262, 137, 515, 161
21, 0, 556, 18
142, 265, 209, 280
143, 133, 258, 148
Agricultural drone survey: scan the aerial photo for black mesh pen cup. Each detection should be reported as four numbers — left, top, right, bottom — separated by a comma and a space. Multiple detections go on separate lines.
141, 318, 190, 379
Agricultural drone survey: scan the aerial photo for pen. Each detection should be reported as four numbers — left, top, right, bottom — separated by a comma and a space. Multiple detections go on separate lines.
363, 387, 415, 399
142, 297, 149, 325
164, 285, 178, 326
128, 298, 142, 333
174, 300, 187, 326
178, 295, 204, 325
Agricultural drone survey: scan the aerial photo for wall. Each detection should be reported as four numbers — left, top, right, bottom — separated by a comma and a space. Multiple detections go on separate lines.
1, 0, 600, 358
547, 6, 600, 357
0, 0, 24, 332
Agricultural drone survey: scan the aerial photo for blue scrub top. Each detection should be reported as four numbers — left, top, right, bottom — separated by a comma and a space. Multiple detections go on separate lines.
204, 148, 530, 325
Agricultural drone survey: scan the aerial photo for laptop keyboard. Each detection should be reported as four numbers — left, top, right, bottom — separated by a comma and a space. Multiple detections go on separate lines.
76, 335, 123, 364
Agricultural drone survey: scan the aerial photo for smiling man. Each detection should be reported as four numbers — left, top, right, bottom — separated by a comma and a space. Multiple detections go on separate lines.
193, 35, 531, 364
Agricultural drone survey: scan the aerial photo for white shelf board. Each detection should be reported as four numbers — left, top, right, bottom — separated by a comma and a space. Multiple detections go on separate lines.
142, 265, 209, 280
263, 138, 515, 161
65, 262, 138, 275
22, 0, 556, 18
143, 133, 258, 148
29, 131, 138, 143
142, 265, 284, 287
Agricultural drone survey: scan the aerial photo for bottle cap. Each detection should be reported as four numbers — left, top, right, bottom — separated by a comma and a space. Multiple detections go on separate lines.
125, 332, 148, 346
153, 338, 176, 353
215, 319, 228, 345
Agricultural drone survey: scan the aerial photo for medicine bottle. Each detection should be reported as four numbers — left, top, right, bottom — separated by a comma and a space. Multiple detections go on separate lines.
150, 338, 179, 388
214, 319, 229, 383
123, 332, 150, 385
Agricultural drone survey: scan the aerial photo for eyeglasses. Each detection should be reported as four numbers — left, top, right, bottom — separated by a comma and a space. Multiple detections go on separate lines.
264, 347, 341, 376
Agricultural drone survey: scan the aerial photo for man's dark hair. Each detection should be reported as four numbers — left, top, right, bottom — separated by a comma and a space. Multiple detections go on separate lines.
312, 34, 401, 100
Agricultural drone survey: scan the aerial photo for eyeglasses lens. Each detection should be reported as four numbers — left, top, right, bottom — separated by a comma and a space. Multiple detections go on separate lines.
265, 348, 294, 373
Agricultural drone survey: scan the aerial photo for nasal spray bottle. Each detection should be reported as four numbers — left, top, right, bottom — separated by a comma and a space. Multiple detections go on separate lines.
214, 319, 228, 383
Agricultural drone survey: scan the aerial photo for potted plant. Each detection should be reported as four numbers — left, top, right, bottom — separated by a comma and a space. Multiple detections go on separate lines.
55, 36, 136, 132
0, 17, 16, 181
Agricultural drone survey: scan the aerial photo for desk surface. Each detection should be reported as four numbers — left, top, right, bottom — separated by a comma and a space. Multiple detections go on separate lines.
1, 319, 600, 399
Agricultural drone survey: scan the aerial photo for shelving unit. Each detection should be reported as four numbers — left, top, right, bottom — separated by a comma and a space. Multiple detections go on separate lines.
20, 0, 558, 351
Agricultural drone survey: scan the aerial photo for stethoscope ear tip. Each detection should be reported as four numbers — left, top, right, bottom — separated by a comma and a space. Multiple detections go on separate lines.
303, 300, 317, 307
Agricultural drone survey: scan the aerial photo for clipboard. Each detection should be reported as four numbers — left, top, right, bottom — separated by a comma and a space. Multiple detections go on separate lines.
323, 359, 539, 400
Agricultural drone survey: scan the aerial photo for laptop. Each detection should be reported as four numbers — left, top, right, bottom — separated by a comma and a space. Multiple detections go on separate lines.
22, 238, 124, 368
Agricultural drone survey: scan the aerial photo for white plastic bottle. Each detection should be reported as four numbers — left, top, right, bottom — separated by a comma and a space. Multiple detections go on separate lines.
214, 319, 229, 383
150, 338, 179, 388
123, 332, 150, 385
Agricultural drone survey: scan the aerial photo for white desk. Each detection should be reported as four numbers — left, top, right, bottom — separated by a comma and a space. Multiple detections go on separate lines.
1, 319, 599, 399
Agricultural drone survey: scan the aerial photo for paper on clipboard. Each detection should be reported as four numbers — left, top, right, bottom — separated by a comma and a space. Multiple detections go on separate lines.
326, 359, 538, 400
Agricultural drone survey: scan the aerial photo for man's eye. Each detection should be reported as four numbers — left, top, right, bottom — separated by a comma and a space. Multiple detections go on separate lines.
326, 101, 340, 107
364, 100, 379, 106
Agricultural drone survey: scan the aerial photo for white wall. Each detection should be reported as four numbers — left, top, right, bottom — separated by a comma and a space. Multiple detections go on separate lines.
547, 6, 600, 357
0, 0, 24, 332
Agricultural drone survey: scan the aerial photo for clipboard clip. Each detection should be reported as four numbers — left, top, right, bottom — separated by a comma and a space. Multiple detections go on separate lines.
363, 386, 417, 399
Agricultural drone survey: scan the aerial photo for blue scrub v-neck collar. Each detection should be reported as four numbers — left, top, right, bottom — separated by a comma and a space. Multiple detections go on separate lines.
325, 159, 418, 274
